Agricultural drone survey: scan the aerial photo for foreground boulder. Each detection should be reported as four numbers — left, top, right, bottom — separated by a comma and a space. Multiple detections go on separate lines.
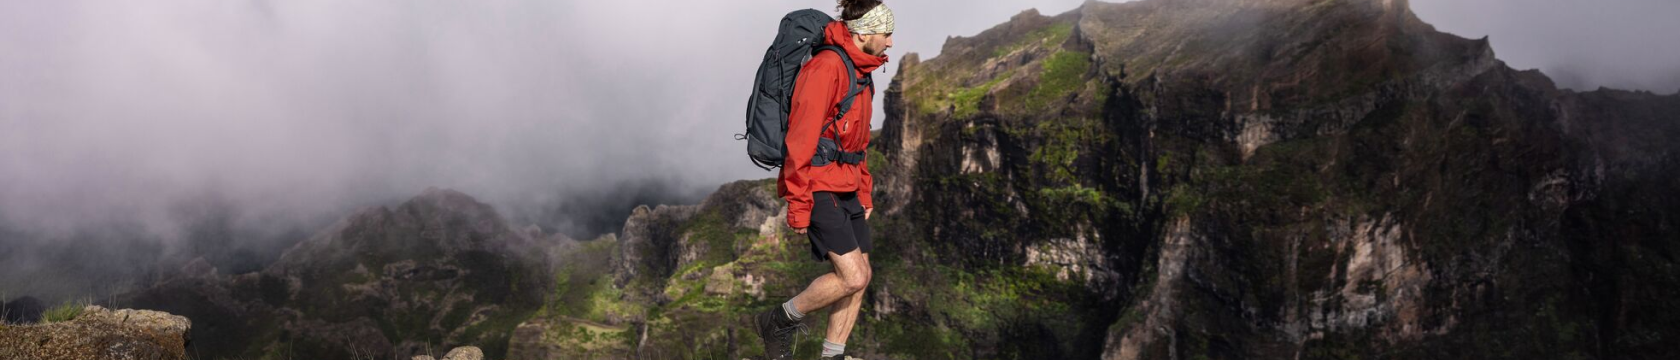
412, 345, 485, 360
0, 305, 191, 360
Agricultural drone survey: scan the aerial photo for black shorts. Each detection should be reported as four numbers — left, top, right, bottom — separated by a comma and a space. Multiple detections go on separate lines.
806, 191, 871, 262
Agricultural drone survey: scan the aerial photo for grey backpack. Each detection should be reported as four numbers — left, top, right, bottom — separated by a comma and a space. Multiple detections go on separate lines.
741, 9, 873, 171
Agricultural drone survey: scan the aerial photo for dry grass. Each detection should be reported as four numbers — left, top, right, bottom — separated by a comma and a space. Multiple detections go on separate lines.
41, 298, 89, 324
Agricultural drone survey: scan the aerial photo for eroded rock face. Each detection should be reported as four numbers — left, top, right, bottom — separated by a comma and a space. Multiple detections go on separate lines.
1025, 226, 1122, 296
874, 0, 1680, 358
1104, 218, 1199, 360
507, 179, 791, 360
0, 306, 191, 360
1314, 214, 1433, 338
613, 204, 699, 288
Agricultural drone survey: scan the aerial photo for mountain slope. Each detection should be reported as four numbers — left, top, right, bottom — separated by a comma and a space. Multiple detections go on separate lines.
874, 0, 1680, 358
524, 0, 1679, 359
114, 188, 562, 360
101, 0, 1679, 358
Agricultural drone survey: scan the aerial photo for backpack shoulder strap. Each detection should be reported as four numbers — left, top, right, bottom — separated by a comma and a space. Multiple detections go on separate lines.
813, 45, 872, 151
813, 45, 867, 115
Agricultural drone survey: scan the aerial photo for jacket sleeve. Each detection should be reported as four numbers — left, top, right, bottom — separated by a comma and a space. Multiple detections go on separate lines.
779, 55, 844, 229
859, 125, 874, 210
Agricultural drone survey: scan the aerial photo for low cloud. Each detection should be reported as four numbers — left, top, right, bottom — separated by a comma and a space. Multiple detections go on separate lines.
1, 0, 1671, 303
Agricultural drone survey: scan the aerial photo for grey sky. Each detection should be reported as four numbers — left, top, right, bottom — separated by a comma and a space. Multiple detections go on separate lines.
1410, 0, 1680, 93
0, 0, 1674, 255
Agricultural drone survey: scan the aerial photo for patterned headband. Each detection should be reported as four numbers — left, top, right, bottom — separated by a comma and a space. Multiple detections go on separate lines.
845, 4, 895, 35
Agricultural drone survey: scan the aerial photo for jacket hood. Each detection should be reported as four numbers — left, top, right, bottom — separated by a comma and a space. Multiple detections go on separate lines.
823, 21, 888, 73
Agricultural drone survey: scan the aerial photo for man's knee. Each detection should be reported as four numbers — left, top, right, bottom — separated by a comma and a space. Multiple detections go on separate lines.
858, 258, 872, 289
861, 254, 872, 286
840, 272, 869, 294
850, 266, 874, 294
832, 252, 871, 294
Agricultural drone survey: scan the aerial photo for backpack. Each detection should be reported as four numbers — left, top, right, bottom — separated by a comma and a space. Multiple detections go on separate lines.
741, 9, 873, 171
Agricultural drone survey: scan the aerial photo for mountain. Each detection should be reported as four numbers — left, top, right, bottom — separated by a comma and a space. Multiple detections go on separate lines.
111, 188, 564, 360
512, 0, 1680, 359
83, 0, 1680, 359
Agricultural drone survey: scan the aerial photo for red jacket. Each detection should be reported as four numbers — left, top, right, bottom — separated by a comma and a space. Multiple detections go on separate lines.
779, 21, 888, 229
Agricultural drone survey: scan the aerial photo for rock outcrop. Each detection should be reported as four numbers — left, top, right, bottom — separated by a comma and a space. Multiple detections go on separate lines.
412, 345, 485, 360
874, 0, 1680, 358
510, 179, 789, 360
0, 306, 191, 360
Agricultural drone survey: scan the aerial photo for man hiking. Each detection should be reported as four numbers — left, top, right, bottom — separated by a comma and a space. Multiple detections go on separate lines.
753, 1, 894, 359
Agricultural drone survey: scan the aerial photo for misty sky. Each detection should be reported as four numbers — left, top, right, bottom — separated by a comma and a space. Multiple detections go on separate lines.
0, 0, 1676, 287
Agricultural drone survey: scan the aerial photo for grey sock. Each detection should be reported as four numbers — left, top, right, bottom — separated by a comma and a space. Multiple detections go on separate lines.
781, 299, 804, 321
821, 340, 845, 357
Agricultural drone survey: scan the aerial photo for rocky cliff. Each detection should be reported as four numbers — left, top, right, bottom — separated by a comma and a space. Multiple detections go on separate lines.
509, 179, 799, 359
876, 0, 1680, 358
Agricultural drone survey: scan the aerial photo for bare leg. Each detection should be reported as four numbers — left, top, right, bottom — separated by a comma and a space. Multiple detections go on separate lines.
825, 253, 870, 344
789, 251, 872, 316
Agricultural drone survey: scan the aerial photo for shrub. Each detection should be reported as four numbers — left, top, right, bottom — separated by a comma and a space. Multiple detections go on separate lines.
42, 300, 87, 324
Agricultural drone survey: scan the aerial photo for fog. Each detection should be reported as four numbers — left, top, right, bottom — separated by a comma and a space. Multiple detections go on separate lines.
2, 0, 1674, 303
1411, 0, 1680, 93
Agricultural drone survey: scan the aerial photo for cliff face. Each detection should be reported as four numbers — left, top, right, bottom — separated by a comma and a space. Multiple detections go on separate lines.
525, 0, 1679, 359
510, 180, 799, 359
873, 0, 1680, 358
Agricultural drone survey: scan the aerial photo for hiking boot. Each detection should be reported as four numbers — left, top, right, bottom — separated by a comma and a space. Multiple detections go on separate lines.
753, 307, 805, 360
824, 355, 862, 360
